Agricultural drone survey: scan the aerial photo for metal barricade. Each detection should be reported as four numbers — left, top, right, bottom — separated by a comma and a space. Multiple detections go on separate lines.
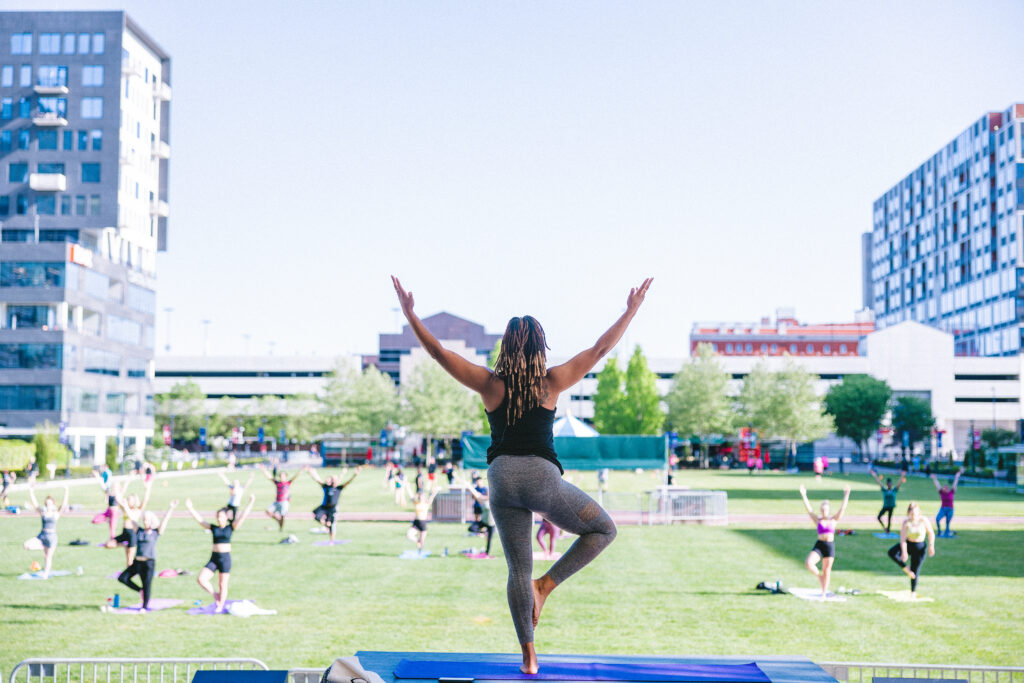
593, 490, 645, 526
646, 489, 728, 525
432, 488, 472, 522
821, 662, 1024, 683
9, 658, 269, 683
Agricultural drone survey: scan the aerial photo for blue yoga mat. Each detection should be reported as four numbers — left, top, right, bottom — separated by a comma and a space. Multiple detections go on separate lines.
393, 658, 770, 681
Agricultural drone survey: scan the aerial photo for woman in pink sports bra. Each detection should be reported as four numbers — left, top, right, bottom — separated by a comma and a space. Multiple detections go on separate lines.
799, 483, 851, 597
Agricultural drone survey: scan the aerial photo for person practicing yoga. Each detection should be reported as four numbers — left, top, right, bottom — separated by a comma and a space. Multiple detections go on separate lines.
1, 469, 16, 506
392, 467, 408, 507
218, 470, 255, 522
305, 465, 361, 541
409, 488, 439, 551
457, 471, 496, 556
107, 479, 154, 567
536, 517, 561, 559
886, 501, 936, 598
931, 468, 963, 537
23, 484, 70, 577
870, 469, 906, 534
798, 484, 851, 598
117, 500, 177, 612
259, 464, 300, 532
392, 275, 650, 674
91, 467, 120, 542
184, 494, 256, 612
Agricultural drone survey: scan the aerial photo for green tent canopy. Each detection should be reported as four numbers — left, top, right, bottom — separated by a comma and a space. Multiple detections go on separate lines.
461, 435, 667, 471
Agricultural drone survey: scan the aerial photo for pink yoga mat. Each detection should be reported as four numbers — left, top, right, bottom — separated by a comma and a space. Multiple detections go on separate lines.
109, 598, 182, 614
461, 552, 492, 560
533, 551, 562, 561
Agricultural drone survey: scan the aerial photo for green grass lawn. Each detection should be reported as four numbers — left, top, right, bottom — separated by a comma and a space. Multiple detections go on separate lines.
1, 467, 1022, 675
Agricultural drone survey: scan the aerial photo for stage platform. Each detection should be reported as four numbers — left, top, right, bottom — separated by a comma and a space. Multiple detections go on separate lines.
352, 651, 840, 683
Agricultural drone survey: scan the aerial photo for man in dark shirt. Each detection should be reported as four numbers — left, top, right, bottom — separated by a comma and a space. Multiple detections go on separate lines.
304, 465, 361, 542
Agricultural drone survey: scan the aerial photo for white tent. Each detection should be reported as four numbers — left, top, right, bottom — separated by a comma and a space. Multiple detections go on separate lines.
552, 413, 599, 437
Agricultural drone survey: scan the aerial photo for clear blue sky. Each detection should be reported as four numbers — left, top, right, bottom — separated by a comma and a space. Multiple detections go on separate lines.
20, 1, 1024, 359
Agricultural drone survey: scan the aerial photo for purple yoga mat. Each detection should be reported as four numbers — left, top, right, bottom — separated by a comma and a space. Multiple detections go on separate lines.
312, 539, 351, 547
393, 659, 770, 682
109, 598, 182, 614
188, 600, 241, 615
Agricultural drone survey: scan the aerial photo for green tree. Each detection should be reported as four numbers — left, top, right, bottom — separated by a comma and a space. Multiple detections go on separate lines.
737, 361, 780, 438
664, 344, 735, 468
773, 358, 834, 470
823, 374, 892, 462
401, 361, 479, 455
153, 379, 207, 443
623, 345, 664, 435
32, 422, 71, 474
318, 362, 359, 433
283, 393, 324, 444
347, 366, 399, 434
891, 396, 935, 460
980, 427, 1017, 450
592, 356, 628, 434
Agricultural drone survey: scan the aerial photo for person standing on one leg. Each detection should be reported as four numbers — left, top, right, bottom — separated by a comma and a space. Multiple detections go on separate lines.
306, 465, 361, 542
218, 470, 254, 523
799, 484, 851, 598
259, 464, 299, 532
870, 469, 906, 534
23, 484, 69, 577
185, 494, 256, 612
932, 468, 963, 537
117, 500, 177, 612
392, 275, 650, 674
887, 501, 936, 598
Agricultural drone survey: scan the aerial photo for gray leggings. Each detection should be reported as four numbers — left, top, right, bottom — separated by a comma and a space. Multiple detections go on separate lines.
488, 455, 617, 645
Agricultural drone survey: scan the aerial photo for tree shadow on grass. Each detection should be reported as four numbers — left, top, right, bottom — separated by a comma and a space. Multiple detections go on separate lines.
5, 603, 100, 612
733, 528, 1024, 578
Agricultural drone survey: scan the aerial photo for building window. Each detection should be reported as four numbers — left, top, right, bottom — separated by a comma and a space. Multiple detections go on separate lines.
37, 97, 66, 117
108, 315, 142, 345
126, 358, 147, 378
8, 162, 28, 183
37, 65, 68, 87
0, 344, 62, 370
840, 344, 848, 354
725, 343, 733, 353
770, 343, 778, 353
19, 65, 30, 87
62, 130, 72, 150
60, 195, 71, 215
80, 391, 99, 412
0, 196, 9, 216
11, 33, 32, 55
77, 130, 88, 150
83, 348, 120, 376
17, 129, 29, 150
1, 229, 32, 242
82, 65, 104, 87
16, 194, 27, 214
806, 344, 814, 353
5, 305, 55, 330
0, 262, 65, 287
89, 195, 101, 216
63, 33, 75, 54
823, 344, 831, 354
77, 33, 90, 54
789, 343, 797, 354
81, 97, 103, 119
93, 33, 105, 54
106, 393, 126, 414
37, 129, 57, 150
39, 34, 61, 55
18, 97, 30, 118
36, 195, 56, 215
82, 163, 101, 183
745, 343, 753, 353
0, 98, 11, 119
0, 66, 12, 87
41, 161, 68, 174
75, 195, 86, 216
0, 386, 61, 411
90, 130, 102, 150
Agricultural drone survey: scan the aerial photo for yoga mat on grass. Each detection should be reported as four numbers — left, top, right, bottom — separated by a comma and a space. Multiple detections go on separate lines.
787, 587, 847, 603
393, 658, 771, 682
18, 570, 72, 580
313, 539, 351, 547
879, 590, 935, 603
109, 598, 182, 614
461, 551, 492, 560
873, 532, 899, 539
188, 599, 277, 617
399, 549, 431, 560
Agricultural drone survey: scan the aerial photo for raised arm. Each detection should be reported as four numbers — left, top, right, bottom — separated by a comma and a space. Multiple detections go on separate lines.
184, 499, 210, 529
140, 479, 154, 511
157, 500, 178, 535
217, 471, 230, 486
340, 465, 362, 487
869, 469, 883, 486
951, 468, 963, 491
26, 484, 40, 512
930, 473, 942, 491
798, 485, 818, 522
304, 465, 324, 485
288, 468, 302, 484
258, 464, 275, 482
391, 276, 494, 395
244, 472, 255, 489
832, 485, 852, 521
547, 278, 653, 393
232, 494, 257, 530
897, 473, 907, 487
59, 485, 70, 513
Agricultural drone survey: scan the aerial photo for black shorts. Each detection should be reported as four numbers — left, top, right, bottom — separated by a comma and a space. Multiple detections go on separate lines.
205, 551, 232, 573
473, 501, 483, 515
313, 505, 337, 525
412, 519, 427, 532
115, 528, 138, 548
812, 540, 836, 558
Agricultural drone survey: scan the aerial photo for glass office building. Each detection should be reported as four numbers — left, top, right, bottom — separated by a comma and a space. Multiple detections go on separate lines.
867, 103, 1024, 356
0, 11, 170, 462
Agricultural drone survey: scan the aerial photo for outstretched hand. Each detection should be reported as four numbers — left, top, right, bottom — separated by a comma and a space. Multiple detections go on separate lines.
627, 278, 653, 313
391, 276, 414, 317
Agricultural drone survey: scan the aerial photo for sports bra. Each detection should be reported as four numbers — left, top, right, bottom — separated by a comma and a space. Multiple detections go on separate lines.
211, 523, 234, 544
816, 518, 836, 534
906, 519, 927, 542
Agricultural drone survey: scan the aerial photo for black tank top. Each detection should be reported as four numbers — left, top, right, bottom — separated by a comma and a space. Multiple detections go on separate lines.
211, 524, 233, 544
486, 395, 561, 473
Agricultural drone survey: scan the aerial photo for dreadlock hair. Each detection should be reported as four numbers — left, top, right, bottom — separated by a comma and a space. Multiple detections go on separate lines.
493, 316, 549, 426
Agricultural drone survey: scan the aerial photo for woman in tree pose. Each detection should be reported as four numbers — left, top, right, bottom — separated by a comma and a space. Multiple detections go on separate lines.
799, 484, 851, 597
886, 501, 936, 598
91, 466, 119, 542
392, 275, 650, 674
184, 494, 256, 612
217, 470, 255, 522
23, 484, 70, 577
117, 500, 177, 612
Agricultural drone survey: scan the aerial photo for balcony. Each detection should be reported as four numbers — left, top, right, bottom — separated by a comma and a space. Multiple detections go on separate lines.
153, 81, 171, 101
151, 140, 170, 160
33, 83, 69, 96
29, 173, 67, 192
32, 111, 68, 127
149, 200, 169, 218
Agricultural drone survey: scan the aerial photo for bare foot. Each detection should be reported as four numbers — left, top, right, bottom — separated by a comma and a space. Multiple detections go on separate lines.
532, 575, 556, 628
520, 643, 538, 674
902, 566, 916, 579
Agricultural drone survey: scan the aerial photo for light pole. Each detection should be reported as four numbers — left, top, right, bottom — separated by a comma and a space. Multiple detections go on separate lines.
992, 386, 996, 430
163, 307, 174, 353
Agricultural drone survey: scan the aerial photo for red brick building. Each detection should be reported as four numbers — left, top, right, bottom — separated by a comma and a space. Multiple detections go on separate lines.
689, 308, 875, 357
